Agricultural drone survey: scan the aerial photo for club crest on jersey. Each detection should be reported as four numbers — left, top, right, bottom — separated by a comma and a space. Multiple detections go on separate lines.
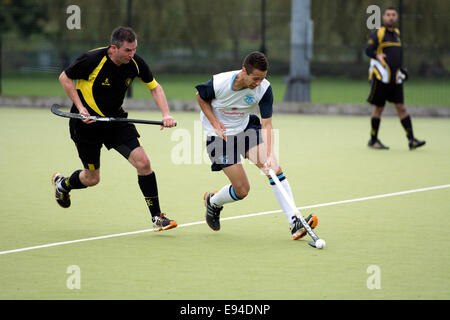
125, 78, 132, 87
243, 95, 256, 104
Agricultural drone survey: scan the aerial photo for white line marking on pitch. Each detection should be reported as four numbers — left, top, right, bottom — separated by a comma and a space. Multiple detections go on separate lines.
0, 184, 449, 256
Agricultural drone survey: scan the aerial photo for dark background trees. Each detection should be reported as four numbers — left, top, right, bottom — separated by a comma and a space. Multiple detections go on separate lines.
1, 0, 449, 77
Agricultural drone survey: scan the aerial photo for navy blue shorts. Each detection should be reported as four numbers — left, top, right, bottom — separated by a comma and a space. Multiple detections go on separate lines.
206, 114, 263, 171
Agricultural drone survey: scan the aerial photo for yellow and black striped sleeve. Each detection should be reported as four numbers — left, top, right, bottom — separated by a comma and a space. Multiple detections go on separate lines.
132, 54, 159, 90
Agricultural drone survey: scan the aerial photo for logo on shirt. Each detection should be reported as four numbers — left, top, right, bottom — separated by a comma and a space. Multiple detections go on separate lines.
125, 78, 132, 87
243, 95, 256, 104
102, 78, 111, 86
221, 155, 228, 164
222, 109, 245, 116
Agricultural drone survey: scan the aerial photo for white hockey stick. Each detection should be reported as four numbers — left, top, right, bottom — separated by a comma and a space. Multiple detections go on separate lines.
268, 169, 325, 249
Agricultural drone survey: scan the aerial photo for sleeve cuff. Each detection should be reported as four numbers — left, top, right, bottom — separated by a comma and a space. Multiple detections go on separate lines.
140, 78, 159, 90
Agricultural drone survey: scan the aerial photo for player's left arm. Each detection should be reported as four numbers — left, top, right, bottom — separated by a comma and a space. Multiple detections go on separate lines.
259, 85, 274, 168
150, 84, 176, 129
134, 55, 176, 129
261, 117, 274, 167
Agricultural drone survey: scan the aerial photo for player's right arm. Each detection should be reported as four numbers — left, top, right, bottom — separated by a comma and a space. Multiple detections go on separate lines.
195, 78, 227, 141
58, 71, 95, 124
195, 92, 227, 141
60, 51, 102, 124
365, 30, 387, 66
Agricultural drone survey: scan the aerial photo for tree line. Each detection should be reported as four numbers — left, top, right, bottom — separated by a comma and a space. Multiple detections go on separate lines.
1, 0, 448, 75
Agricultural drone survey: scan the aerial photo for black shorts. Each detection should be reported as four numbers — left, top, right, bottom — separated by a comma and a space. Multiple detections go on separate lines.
206, 114, 263, 172
367, 79, 404, 107
69, 117, 141, 170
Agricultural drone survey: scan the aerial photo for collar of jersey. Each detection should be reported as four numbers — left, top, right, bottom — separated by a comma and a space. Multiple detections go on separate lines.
230, 72, 246, 91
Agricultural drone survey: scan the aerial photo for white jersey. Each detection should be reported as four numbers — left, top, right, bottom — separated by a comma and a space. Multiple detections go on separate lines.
200, 70, 271, 136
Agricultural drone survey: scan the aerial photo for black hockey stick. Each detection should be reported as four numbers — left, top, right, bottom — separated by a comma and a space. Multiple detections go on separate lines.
51, 104, 165, 126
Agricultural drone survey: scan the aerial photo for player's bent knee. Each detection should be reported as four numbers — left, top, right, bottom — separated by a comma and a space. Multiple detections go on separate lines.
372, 107, 384, 117
86, 176, 100, 187
235, 185, 250, 199
82, 171, 100, 186
135, 158, 151, 173
396, 104, 408, 115
273, 166, 282, 175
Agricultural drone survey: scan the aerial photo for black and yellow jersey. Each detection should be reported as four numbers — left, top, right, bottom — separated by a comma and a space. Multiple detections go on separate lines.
65, 46, 158, 117
365, 26, 402, 83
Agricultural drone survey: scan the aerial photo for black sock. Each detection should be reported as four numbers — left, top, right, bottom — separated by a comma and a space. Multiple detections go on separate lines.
371, 117, 381, 142
138, 172, 161, 218
400, 115, 414, 140
60, 170, 87, 192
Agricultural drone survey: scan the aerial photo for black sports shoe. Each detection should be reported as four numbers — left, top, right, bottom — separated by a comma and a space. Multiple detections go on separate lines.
51, 172, 71, 208
152, 213, 178, 232
290, 214, 318, 240
409, 138, 426, 150
204, 192, 223, 231
368, 139, 389, 150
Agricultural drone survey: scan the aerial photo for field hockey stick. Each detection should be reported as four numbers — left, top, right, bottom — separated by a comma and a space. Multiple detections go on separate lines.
51, 104, 166, 126
268, 169, 325, 249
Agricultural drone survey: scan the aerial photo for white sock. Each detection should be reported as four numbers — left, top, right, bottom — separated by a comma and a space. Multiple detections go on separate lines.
270, 174, 297, 223
210, 184, 242, 208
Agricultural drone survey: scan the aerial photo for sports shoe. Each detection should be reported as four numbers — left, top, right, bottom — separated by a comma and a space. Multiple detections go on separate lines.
409, 138, 426, 150
204, 192, 223, 231
368, 139, 389, 150
290, 214, 319, 240
152, 213, 178, 232
51, 172, 71, 208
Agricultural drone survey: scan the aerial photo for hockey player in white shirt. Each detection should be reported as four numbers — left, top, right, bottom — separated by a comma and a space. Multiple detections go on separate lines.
195, 51, 318, 240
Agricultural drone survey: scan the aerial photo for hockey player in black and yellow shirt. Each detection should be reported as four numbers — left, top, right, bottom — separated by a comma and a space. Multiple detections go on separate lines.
52, 26, 178, 231
365, 7, 425, 150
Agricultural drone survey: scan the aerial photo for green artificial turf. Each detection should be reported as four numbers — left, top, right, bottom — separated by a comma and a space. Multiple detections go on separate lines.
0, 109, 449, 299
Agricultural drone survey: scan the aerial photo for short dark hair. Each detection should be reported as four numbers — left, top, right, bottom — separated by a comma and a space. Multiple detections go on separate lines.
111, 26, 137, 48
383, 6, 397, 14
243, 51, 269, 75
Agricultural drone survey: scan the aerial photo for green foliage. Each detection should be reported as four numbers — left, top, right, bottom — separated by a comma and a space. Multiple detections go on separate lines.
1, 1, 448, 76
0, 0, 46, 36
2, 0, 449, 48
